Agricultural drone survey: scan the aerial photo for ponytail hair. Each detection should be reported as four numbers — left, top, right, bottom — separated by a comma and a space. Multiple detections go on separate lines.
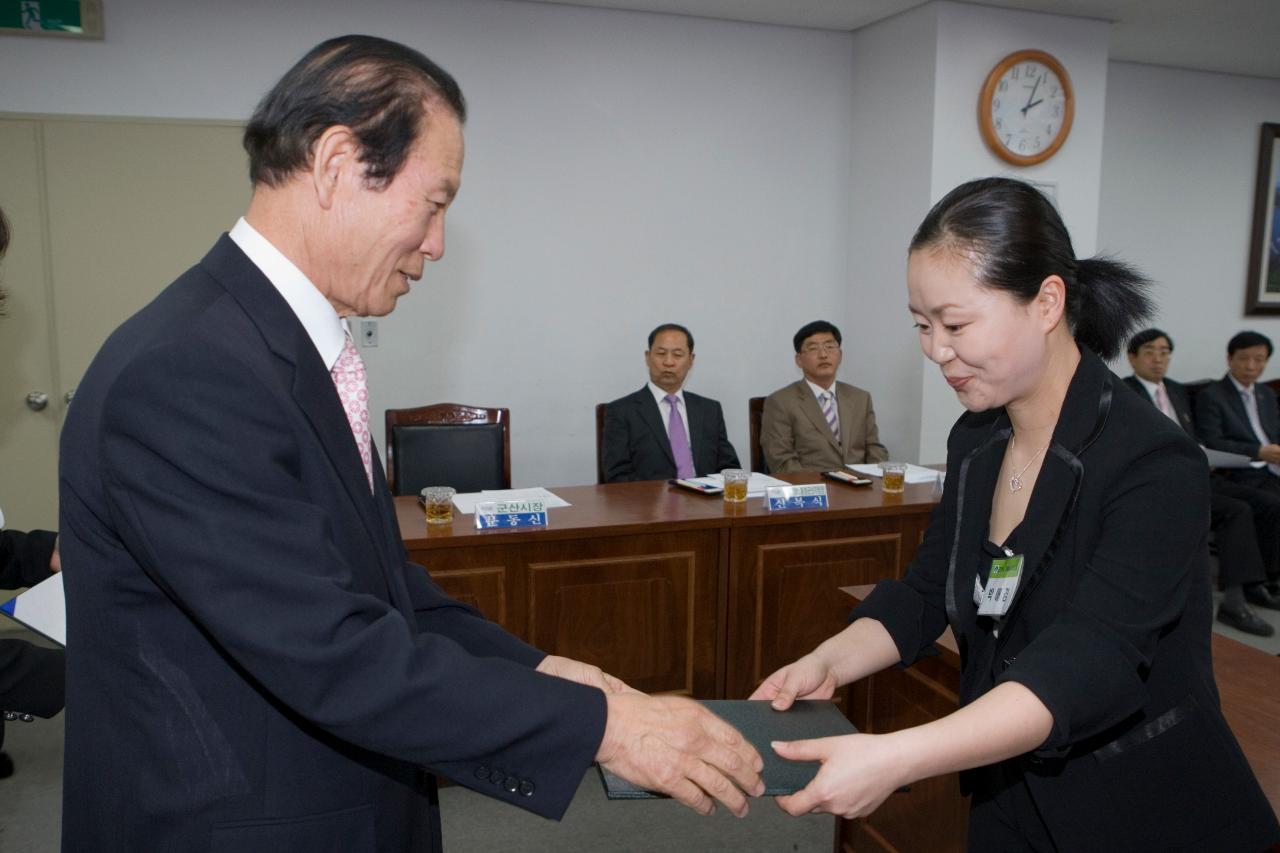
909, 178, 1152, 360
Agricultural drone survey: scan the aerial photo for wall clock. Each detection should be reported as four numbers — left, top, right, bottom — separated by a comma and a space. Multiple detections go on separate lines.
979, 49, 1074, 166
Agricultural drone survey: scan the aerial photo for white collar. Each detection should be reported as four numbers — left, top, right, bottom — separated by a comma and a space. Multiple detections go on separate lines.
1134, 375, 1165, 398
1229, 374, 1255, 395
648, 382, 685, 407
805, 379, 837, 399
228, 217, 347, 370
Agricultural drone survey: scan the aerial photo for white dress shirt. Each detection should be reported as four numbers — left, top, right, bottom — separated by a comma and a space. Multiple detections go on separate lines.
228, 217, 349, 371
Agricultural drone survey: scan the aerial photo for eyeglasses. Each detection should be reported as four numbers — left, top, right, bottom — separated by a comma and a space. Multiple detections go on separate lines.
801, 343, 841, 355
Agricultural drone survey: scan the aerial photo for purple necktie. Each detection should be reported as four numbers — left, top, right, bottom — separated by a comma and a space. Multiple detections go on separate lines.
665, 394, 696, 479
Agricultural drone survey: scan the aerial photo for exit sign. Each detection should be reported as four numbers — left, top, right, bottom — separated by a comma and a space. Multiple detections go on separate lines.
0, 0, 102, 38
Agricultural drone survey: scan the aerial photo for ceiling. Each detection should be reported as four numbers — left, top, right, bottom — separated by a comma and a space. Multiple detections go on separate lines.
519, 0, 1280, 80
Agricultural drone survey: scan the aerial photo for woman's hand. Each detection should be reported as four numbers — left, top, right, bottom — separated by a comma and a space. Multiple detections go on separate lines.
748, 652, 839, 710
773, 733, 910, 819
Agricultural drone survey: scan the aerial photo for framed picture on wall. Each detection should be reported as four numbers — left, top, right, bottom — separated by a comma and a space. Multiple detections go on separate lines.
1245, 122, 1280, 315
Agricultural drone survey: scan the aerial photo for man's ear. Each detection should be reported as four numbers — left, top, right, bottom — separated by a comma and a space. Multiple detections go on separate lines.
310, 125, 360, 210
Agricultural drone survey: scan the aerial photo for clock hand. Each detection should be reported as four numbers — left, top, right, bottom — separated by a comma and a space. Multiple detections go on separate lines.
1021, 73, 1042, 116
1025, 98, 1043, 111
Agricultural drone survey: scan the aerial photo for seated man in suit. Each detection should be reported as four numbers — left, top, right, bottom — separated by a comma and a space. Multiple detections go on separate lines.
762, 320, 888, 473
603, 323, 740, 482
1125, 328, 1278, 636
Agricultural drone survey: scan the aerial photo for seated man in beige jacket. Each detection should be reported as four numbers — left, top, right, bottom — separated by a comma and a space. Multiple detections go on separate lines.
762, 320, 889, 473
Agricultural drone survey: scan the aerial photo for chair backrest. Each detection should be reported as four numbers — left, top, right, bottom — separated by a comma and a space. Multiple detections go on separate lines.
595, 403, 608, 484
748, 396, 767, 474
1181, 379, 1213, 420
384, 403, 510, 496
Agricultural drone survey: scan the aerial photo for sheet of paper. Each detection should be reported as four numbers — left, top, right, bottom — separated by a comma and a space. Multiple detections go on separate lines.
452, 487, 570, 514
848, 462, 942, 485
698, 472, 791, 498
1201, 446, 1268, 469
0, 572, 66, 647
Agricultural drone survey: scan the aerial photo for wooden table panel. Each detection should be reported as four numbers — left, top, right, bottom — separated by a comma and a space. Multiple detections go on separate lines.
399, 476, 939, 703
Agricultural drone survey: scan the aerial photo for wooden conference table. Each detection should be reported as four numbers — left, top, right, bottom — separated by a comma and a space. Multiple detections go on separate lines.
396, 472, 938, 702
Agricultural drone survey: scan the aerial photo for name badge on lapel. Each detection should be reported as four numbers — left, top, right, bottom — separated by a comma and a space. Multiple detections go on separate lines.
975, 553, 1023, 617
475, 500, 548, 529
765, 484, 829, 512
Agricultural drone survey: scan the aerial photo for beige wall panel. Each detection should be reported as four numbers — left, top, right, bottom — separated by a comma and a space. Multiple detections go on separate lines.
0, 120, 60, 529
40, 119, 250, 393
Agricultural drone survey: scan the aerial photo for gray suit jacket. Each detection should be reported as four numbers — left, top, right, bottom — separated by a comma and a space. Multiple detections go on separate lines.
761, 379, 888, 473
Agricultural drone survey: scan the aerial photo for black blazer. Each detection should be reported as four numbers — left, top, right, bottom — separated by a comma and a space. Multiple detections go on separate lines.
1195, 374, 1280, 486
855, 350, 1278, 852
58, 237, 606, 853
601, 386, 740, 482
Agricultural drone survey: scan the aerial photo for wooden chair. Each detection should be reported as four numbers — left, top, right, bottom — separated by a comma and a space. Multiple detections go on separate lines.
748, 396, 768, 474
384, 403, 510, 496
595, 403, 608, 484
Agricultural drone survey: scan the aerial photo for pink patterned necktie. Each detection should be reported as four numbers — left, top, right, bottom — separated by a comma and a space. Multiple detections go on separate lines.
1154, 384, 1178, 423
331, 333, 373, 490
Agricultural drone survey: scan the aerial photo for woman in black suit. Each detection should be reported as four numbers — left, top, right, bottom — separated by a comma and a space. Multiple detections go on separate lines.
753, 178, 1279, 851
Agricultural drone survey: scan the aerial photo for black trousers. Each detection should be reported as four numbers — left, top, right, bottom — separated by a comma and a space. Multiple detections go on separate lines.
1213, 473, 1280, 584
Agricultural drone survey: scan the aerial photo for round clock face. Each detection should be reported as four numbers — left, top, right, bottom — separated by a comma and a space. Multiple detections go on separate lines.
980, 50, 1074, 166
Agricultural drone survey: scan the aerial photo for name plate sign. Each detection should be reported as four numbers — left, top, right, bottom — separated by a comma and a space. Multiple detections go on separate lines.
765, 484, 829, 512
475, 500, 549, 529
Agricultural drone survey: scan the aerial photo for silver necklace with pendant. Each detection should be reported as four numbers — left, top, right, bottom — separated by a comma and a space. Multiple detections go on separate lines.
1009, 435, 1048, 493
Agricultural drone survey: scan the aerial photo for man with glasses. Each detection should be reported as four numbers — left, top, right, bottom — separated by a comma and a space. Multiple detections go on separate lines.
762, 320, 888, 473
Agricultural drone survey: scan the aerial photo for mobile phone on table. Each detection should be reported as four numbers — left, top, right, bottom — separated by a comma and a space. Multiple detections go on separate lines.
670, 478, 723, 495
823, 469, 872, 486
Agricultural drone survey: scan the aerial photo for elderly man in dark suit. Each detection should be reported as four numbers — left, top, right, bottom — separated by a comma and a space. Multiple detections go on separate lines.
602, 323, 740, 482
1124, 328, 1278, 636
58, 37, 760, 853
761, 320, 888, 473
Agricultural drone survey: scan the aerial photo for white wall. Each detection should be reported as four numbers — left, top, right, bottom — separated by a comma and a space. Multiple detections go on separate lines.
847, 4, 939, 465
914, 2, 1112, 463
1098, 61, 1280, 384
0, 0, 855, 487
4, 0, 1280, 486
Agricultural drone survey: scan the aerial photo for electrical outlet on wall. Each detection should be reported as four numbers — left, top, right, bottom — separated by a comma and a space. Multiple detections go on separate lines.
361, 320, 378, 347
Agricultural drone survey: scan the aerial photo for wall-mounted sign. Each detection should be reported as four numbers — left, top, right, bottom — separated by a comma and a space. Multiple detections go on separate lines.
1, 0, 103, 39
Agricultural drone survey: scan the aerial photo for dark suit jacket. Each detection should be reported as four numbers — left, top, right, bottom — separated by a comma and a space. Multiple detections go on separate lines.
1121, 375, 1197, 437
58, 237, 606, 853
761, 379, 888, 473
0, 528, 65, 723
602, 387, 739, 482
855, 350, 1278, 851
1195, 374, 1280, 487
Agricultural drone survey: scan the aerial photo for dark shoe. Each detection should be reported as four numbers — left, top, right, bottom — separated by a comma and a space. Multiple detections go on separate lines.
1245, 584, 1280, 610
1217, 604, 1276, 637
0, 752, 12, 779
1267, 581, 1280, 597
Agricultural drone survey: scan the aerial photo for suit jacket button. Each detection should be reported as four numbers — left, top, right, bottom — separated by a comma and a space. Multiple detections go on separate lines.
503, 775, 519, 793
475, 766, 490, 780
489, 769, 505, 784
519, 780, 535, 797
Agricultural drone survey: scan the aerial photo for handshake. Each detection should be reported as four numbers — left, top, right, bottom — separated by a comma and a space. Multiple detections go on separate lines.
537, 653, 846, 819
538, 654, 764, 816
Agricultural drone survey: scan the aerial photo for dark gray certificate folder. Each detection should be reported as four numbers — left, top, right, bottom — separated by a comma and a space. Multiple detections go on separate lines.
598, 699, 856, 799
